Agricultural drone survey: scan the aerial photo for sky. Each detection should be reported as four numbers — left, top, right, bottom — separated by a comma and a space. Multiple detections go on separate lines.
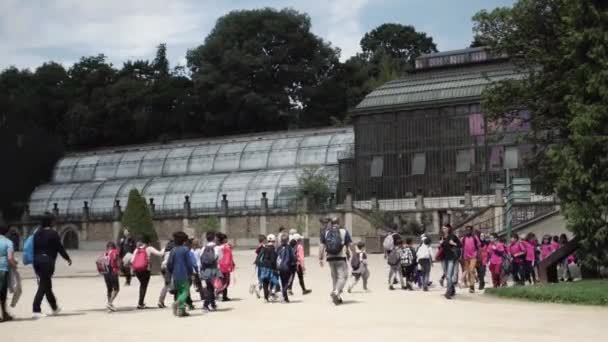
0, 0, 516, 70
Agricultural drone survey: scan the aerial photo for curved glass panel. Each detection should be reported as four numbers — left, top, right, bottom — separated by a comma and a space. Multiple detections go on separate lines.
114, 152, 145, 178
72, 156, 100, 182
141, 177, 174, 207
162, 176, 200, 209
29, 185, 58, 215
164, 147, 195, 176
47, 183, 81, 215
191, 174, 227, 208
91, 180, 124, 212
140, 149, 170, 177
240, 140, 273, 170
297, 135, 332, 166
326, 133, 355, 164
267, 137, 301, 169
53, 157, 79, 182
67, 182, 102, 214
189, 145, 220, 174
213, 142, 246, 172
244, 169, 284, 206
94, 153, 123, 180
116, 179, 153, 207
218, 171, 257, 206
274, 170, 300, 205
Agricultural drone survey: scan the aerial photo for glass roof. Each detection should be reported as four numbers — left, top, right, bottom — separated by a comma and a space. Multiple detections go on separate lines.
29, 167, 339, 216
50, 128, 353, 183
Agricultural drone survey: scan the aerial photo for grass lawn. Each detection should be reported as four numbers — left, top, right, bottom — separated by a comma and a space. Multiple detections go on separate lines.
485, 280, 608, 306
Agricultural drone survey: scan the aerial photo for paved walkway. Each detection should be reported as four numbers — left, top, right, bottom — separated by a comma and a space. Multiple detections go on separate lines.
3, 251, 606, 342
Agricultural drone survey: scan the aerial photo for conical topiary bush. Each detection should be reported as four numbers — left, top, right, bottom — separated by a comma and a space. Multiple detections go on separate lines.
121, 189, 158, 244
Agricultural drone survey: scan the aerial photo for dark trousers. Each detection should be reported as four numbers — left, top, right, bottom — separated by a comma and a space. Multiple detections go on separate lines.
204, 279, 216, 308
296, 265, 307, 291
121, 265, 132, 285
221, 272, 231, 299
135, 270, 151, 306
279, 271, 291, 301
0, 271, 8, 318
524, 261, 535, 283
104, 273, 120, 301
512, 262, 524, 285
193, 274, 204, 301
33, 255, 58, 313
477, 264, 486, 289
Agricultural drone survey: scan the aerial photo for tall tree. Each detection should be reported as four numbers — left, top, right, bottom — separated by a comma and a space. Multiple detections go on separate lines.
474, 0, 608, 270
187, 8, 342, 132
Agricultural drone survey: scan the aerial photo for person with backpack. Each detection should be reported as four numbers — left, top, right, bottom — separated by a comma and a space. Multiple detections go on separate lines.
460, 226, 480, 293
440, 225, 461, 299
0, 224, 17, 322
276, 234, 296, 303
400, 237, 417, 290
487, 233, 506, 288
347, 241, 369, 293
319, 217, 352, 305
509, 233, 527, 286
200, 231, 222, 312
387, 236, 405, 290
252, 234, 267, 299
158, 239, 175, 309
291, 234, 312, 295
416, 236, 433, 292
32, 213, 72, 318
257, 234, 279, 302
130, 237, 163, 309
166, 232, 193, 317
118, 228, 136, 286
97, 241, 121, 312
217, 233, 235, 302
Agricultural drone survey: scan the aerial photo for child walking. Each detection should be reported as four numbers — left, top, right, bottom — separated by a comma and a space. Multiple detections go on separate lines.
288, 234, 312, 295
217, 233, 235, 301
348, 241, 370, 292
276, 234, 296, 303
102, 242, 121, 312
416, 237, 433, 291
387, 236, 405, 290
257, 234, 279, 302
167, 232, 193, 317
400, 237, 417, 290
200, 231, 222, 312
487, 233, 505, 288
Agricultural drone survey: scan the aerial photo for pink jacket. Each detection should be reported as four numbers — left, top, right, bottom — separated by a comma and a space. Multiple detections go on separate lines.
488, 242, 505, 265
296, 244, 305, 268
219, 244, 235, 273
524, 241, 536, 262
540, 244, 554, 260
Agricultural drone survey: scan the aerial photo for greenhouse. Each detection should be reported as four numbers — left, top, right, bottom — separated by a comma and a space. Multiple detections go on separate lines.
29, 127, 353, 216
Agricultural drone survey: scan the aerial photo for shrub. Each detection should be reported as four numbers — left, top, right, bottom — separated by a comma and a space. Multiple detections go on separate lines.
121, 189, 158, 243
196, 216, 220, 239
485, 280, 608, 306
296, 167, 332, 208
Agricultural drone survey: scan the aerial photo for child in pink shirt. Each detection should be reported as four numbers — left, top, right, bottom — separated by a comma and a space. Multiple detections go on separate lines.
487, 233, 505, 288
524, 233, 537, 284
288, 234, 311, 295
540, 235, 554, 260
509, 234, 527, 285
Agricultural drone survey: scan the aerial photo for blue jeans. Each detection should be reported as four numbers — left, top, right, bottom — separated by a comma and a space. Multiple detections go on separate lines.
443, 259, 457, 296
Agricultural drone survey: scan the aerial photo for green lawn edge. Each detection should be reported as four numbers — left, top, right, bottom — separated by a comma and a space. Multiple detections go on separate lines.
484, 280, 608, 306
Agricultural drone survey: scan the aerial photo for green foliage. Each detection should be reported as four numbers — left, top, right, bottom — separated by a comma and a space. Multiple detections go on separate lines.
473, 0, 608, 269
196, 216, 220, 238
121, 189, 157, 243
367, 211, 395, 231
296, 167, 332, 208
485, 280, 608, 306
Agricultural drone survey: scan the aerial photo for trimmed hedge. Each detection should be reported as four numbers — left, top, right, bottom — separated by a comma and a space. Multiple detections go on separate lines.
121, 189, 158, 243
485, 280, 608, 306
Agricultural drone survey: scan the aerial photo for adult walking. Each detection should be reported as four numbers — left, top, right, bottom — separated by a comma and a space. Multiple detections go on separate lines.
32, 214, 72, 318
319, 217, 352, 305
130, 237, 163, 309
440, 225, 461, 299
461, 226, 480, 293
118, 228, 136, 286
1, 224, 17, 322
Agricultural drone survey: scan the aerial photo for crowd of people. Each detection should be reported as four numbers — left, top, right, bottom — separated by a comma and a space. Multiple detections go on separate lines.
0, 214, 576, 322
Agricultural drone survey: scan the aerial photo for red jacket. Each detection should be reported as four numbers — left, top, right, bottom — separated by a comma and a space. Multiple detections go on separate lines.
107, 248, 120, 274
219, 244, 235, 273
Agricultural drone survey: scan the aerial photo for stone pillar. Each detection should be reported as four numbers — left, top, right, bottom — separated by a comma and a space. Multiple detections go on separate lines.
81, 201, 89, 241
112, 200, 122, 242
464, 184, 473, 209
415, 188, 425, 210
148, 198, 156, 215
495, 188, 504, 205
52, 203, 60, 217
182, 196, 192, 236
220, 194, 228, 234
344, 188, 353, 212
259, 192, 268, 236
82, 201, 90, 222
183, 196, 192, 218
371, 191, 379, 211
432, 210, 440, 234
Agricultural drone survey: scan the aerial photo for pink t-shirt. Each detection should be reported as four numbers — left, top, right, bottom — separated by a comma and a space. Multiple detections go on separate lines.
540, 244, 554, 260
509, 242, 526, 263
524, 241, 536, 262
488, 242, 505, 265
462, 236, 479, 260
551, 241, 560, 252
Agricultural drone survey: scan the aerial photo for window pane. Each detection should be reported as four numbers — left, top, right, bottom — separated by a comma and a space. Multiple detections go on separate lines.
67, 182, 102, 215
140, 150, 170, 177
456, 149, 473, 173
412, 153, 426, 175
164, 147, 195, 175
240, 140, 273, 170
213, 142, 246, 172
326, 132, 354, 164
72, 156, 99, 182
94, 154, 122, 180
114, 152, 145, 178
189, 145, 220, 174
53, 157, 79, 182
505, 147, 519, 169
268, 138, 300, 168
370, 156, 384, 177
297, 135, 332, 166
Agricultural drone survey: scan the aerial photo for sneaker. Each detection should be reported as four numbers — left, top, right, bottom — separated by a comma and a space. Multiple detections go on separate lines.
254, 287, 261, 299
439, 277, 445, 288
401, 286, 407, 290
51, 307, 62, 316
288, 290, 294, 296
444, 293, 453, 300
337, 296, 343, 304
389, 285, 395, 291
32, 312, 46, 320
469, 288, 475, 294
210, 304, 217, 312
1, 314, 14, 322
222, 297, 231, 302
158, 302, 166, 309
202, 306, 211, 313
106, 303, 116, 312
188, 304, 196, 310
347, 287, 352, 293
137, 304, 147, 310
283, 297, 290, 303
423, 287, 429, 292
178, 309, 190, 317
330, 292, 340, 305
171, 302, 178, 316
303, 289, 312, 295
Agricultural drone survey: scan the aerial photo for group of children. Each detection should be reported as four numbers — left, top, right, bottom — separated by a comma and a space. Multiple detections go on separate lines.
253, 227, 311, 303
383, 235, 434, 292
98, 230, 236, 317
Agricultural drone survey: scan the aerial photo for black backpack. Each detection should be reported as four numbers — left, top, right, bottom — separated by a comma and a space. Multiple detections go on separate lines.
325, 228, 343, 255
200, 246, 217, 269
277, 245, 295, 272
351, 252, 361, 270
